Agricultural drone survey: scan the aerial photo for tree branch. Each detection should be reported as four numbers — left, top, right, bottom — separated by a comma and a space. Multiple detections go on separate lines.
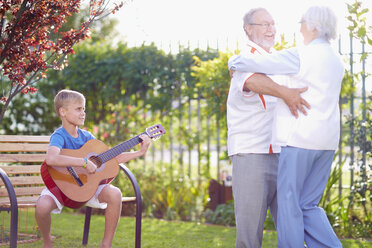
0, 12, 4, 40
0, 0, 30, 65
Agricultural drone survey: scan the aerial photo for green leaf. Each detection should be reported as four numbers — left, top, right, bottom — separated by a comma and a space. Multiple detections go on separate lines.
367, 37, 372, 46
360, 52, 368, 62
357, 26, 366, 38
356, 8, 369, 18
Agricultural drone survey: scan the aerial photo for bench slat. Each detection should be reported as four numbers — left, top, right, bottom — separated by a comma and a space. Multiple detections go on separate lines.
0, 186, 44, 197
0, 135, 50, 143
0, 154, 46, 163
0, 175, 44, 187
0, 196, 136, 208
0, 165, 41, 174
0, 143, 49, 152
122, 196, 136, 202
0, 196, 39, 208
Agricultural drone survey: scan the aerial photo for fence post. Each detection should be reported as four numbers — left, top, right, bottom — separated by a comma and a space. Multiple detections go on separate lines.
188, 98, 192, 178
207, 115, 211, 176
160, 114, 165, 172
151, 111, 156, 169
178, 79, 184, 175
348, 36, 355, 204
197, 89, 201, 184
216, 116, 220, 182
170, 104, 173, 179
360, 41, 368, 195
338, 36, 343, 201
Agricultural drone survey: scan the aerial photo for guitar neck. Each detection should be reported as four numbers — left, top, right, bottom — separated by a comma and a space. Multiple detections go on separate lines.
97, 132, 147, 163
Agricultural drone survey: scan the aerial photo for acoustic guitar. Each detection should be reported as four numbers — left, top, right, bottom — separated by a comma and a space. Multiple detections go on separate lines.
41, 124, 165, 209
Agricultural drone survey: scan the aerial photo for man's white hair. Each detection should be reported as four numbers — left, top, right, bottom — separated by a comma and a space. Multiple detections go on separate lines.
302, 5, 338, 41
242, 8, 269, 36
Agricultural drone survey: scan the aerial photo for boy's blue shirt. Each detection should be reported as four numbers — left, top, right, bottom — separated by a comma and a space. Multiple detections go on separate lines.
49, 126, 95, 150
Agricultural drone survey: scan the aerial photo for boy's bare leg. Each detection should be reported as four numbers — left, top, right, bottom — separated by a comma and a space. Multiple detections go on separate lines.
98, 185, 122, 248
35, 195, 58, 248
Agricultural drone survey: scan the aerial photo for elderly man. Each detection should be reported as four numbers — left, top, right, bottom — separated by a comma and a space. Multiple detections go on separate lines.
229, 5, 343, 248
227, 8, 308, 248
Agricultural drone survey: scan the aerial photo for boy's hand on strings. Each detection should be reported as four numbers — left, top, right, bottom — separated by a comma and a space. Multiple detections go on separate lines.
85, 159, 97, 174
139, 134, 151, 155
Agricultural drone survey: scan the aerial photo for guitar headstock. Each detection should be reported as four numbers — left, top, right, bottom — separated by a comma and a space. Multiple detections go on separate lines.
145, 124, 166, 140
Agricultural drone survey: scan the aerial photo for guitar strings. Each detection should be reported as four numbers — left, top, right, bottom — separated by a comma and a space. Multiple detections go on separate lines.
98, 134, 143, 163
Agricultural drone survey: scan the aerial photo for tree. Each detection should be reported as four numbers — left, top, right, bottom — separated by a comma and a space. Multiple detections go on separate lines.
0, 0, 123, 122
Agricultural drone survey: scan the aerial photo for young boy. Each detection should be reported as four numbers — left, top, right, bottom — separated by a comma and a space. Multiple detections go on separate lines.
35, 89, 151, 248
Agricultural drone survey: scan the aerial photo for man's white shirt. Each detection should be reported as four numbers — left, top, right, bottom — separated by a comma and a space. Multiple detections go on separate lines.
227, 40, 281, 156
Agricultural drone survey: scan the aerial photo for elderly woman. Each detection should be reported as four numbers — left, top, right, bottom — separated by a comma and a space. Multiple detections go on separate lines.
228, 5, 344, 248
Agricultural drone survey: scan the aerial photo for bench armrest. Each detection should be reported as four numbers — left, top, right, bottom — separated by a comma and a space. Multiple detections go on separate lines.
119, 163, 142, 248
0, 168, 18, 210
119, 163, 142, 207
0, 168, 18, 247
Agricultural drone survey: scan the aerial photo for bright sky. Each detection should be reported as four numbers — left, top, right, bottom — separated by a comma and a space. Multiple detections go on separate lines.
115, 0, 372, 52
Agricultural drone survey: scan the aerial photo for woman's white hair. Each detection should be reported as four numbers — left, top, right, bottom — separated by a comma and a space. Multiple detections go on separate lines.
302, 5, 338, 41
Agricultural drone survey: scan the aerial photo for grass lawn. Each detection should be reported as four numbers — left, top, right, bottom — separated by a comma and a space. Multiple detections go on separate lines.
14, 212, 372, 248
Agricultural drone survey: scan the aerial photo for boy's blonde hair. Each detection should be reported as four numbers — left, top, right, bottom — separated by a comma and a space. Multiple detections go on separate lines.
54, 89, 85, 117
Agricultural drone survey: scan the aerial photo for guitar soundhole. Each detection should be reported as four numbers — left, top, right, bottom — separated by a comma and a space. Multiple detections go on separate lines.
89, 156, 103, 168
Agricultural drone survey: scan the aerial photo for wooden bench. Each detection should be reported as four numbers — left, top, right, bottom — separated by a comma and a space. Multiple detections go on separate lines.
0, 135, 142, 248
